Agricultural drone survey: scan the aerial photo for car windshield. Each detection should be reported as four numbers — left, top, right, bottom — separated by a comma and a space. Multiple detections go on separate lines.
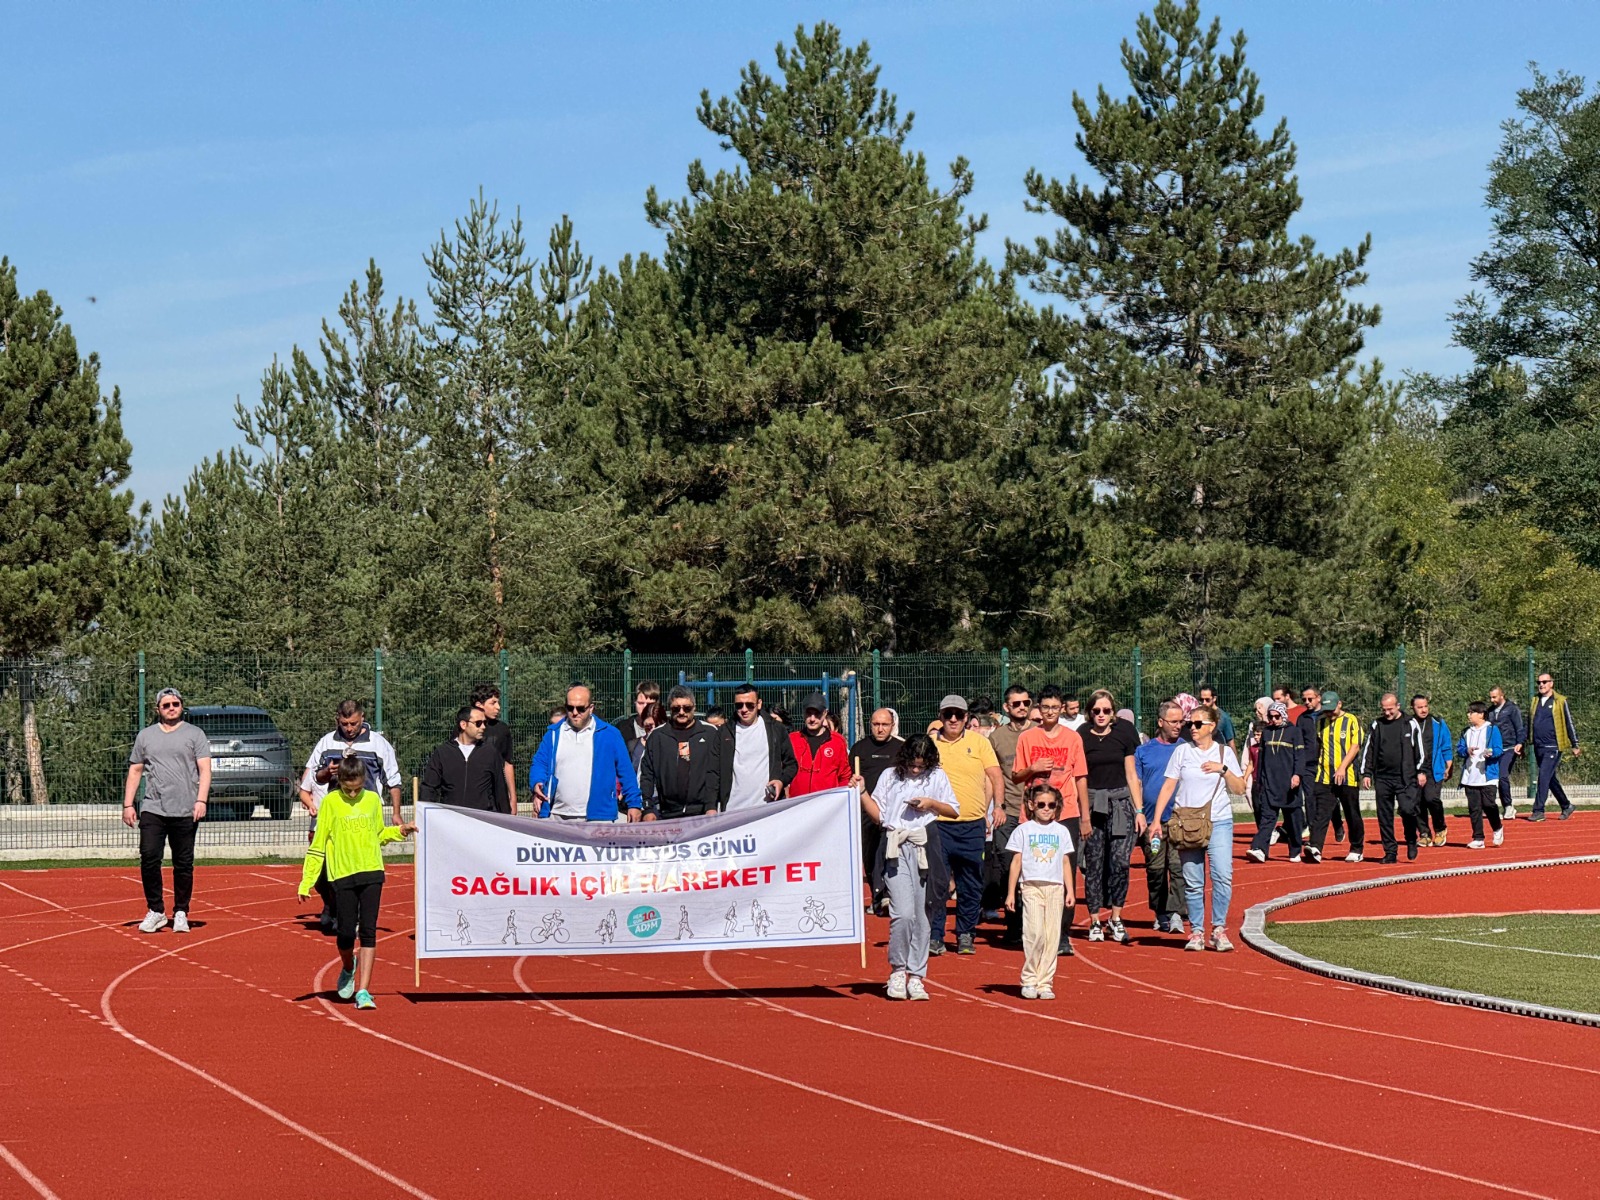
189, 713, 279, 738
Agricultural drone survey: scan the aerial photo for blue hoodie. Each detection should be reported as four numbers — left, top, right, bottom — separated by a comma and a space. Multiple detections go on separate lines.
1411, 714, 1454, 782
528, 716, 642, 822
1456, 724, 1505, 783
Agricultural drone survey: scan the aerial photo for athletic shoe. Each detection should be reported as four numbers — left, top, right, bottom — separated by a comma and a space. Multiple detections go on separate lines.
956, 933, 976, 955
1020, 984, 1039, 1000
1270, 828, 1282, 845
1379, 853, 1397, 864
354, 990, 376, 1010
927, 941, 946, 956
982, 908, 1006, 922
906, 976, 930, 1001
1466, 839, 1485, 850
318, 909, 336, 936
1406, 844, 1419, 861
1037, 986, 1055, 1000
1247, 848, 1267, 863
1108, 918, 1129, 944
138, 910, 168, 933
886, 970, 908, 1001
1302, 847, 1322, 864
1493, 829, 1504, 846
1505, 806, 1517, 820
1333, 824, 1346, 844
1058, 939, 1075, 957
337, 969, 357, 1000
1184, 932, 1206, 952
1345, 851, 1363, 863
1087, 922, 1105, 942
171, 911, 189, 933
1432, 831, 1448, 847
1166, 913, 1188, 934
1560, 805, 1576, 821
1526, 812, 1547, 823
1210, 929, 1235, 953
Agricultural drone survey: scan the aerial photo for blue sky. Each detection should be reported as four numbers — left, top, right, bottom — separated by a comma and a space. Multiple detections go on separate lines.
6, 1, 1597, 506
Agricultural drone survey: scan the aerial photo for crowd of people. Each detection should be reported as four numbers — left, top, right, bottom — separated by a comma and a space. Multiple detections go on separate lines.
121, 670, 1584, 1007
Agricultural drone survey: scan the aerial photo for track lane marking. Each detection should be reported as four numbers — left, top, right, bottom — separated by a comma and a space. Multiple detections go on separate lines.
0, 1140, 62, 1200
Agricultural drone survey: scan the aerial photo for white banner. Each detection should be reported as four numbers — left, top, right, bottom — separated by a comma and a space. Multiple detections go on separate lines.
414, 788, 864, 957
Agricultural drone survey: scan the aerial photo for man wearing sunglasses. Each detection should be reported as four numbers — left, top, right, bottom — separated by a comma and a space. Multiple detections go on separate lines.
931, 693, 1004, 955
124, 687, 212, 933
718, 684, 798, 812
420, 704, 510, 812
1528, 671, 1580, 821
529, 684, 642, 822
639, 685, 724, 819
985, 685, 1034, 942
788, 690, 851, 798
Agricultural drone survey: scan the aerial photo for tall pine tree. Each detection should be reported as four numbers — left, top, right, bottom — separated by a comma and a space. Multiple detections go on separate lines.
1009, 0, 1392, 652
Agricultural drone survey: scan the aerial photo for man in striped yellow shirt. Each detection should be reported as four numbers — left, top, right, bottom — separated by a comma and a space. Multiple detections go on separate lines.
1305, 692, 1364, 863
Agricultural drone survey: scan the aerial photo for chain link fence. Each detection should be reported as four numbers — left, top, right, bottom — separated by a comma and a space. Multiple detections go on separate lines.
1, 645, 1591, 855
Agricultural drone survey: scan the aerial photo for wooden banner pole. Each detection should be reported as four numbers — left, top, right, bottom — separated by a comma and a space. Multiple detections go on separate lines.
413, 777, 421, 987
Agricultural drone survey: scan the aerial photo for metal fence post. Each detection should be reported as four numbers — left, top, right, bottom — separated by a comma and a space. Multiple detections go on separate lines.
1397, 643, 1407, 700
744, 648, 754, 683
499, 649, 509, 721
1263, 643, 1272, 696
1527, 645, 1538, 801
137, 650, 146, 730
1000, 647, 1009, 696
623, 649, 632, 706
374, 647, 384, 731
871, 649, 881, 711
1132, 644, 1143, 726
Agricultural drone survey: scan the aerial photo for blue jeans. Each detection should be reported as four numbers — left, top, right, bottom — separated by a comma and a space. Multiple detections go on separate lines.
1180, 819, 1233, 932
935, 819, 986, 941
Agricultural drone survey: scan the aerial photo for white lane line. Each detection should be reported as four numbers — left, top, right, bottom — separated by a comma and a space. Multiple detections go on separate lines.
0, 1141, 61, 1200
1415, 937, 1600, 962
306, 952, 814, 1200
694, 953, 1561, 1200
515, 956, 1191, 1200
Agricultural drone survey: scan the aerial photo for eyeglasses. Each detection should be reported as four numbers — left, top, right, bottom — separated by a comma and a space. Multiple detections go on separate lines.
734, 701, 758, 711
1090, 706, 1112, 715
669, 704, 696, 714
565, 704, 591, 714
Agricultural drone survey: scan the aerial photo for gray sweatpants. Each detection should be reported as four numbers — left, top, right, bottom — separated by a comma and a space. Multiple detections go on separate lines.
884, 854, 929, 978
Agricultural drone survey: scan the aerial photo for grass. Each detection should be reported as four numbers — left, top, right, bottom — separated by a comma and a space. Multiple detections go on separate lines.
1268, 913, 1600, 1015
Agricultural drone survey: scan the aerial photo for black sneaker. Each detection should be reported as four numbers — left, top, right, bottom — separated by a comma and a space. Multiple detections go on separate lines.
956, 933, 976, 955
1560, 806, 1576, 821
318, 910, 336, 936
1526, 812, 1547, 822
1406, 844, 1419, 861
1380, 853, 1398, 864
927, 941, 946, 957
1057, 939, 1075, 957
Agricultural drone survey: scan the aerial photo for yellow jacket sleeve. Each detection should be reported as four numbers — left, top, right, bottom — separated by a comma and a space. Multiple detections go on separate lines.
299, 810, 331, 896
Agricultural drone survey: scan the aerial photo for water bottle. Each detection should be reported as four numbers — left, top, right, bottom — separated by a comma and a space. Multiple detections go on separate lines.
1149, 832, 1162, 854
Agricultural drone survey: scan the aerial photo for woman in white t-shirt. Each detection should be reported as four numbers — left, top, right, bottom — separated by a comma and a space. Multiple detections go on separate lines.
856, 734, 959, 1001
1151, 705, 1247, 952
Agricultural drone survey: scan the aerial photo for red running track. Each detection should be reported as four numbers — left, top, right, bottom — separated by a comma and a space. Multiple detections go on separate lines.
1, 816, 1597, 1199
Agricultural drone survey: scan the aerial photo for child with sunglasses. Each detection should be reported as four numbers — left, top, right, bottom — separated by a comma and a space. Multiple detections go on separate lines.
1005, 784, 1075, 999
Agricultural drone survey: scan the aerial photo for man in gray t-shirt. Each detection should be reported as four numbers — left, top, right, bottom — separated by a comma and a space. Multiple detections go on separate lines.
123, 687, 212, 932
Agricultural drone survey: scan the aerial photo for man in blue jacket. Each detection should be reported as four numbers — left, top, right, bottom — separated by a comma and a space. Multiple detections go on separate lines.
529, 684, 642, 823
1486, 685, 1526, 820
1410, 695, 1453, 848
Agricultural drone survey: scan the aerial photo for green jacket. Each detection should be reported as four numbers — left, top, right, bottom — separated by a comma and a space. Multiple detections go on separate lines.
300, 788, 407, 893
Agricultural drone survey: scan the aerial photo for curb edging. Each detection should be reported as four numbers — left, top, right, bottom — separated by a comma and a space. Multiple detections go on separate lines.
1240, 855, 1600, 1027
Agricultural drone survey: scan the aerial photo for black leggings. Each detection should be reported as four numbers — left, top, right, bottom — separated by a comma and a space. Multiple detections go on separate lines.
1083, 796, 1134, 911
334, 877, 383, 950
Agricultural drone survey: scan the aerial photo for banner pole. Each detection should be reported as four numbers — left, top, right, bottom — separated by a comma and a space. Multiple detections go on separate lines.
413, 780, 421, 988
855, 777, 867, 970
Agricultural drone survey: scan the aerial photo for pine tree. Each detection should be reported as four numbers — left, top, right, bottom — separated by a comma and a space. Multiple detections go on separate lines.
592, 23, 1038, 653
1435, 67, 1600, 566
0, 259, 133, 800
1009, 0, 1391, 652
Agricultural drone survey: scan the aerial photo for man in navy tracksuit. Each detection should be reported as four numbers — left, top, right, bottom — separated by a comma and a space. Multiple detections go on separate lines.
1528, 671, 1580, 821
1486, 686, 1526, 819
1410, 695, 1453, 848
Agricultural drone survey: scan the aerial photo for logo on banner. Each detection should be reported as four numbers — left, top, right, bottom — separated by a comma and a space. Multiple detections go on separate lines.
627, 906, 662, 938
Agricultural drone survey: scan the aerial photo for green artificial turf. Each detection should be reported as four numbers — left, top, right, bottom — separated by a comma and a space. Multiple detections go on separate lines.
1268, 913, 1600, 1015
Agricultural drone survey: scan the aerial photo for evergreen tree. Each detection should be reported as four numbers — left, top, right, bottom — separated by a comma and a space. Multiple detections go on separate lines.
1009, 0, 1391, 651
1435, 67, 1600, 566
593, 23, 1039, 653
0, 259, 133, 800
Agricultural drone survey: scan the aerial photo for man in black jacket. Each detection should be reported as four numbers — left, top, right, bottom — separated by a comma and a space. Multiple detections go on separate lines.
1487, 685, 1526, 819
718, 684, 798, 812
639, 686, 723, 819
420, 706, 510, 812
471, 682, 517, 815
1359, 692, 1425, 863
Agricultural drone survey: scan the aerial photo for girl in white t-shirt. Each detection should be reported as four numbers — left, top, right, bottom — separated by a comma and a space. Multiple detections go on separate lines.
856, 734, 959, 1001
1151, 705, 1247, 952
1005, 784, 1075, 999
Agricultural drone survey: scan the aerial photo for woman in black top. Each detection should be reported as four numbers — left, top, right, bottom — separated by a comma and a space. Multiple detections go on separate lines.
1080, 689, 1145, 944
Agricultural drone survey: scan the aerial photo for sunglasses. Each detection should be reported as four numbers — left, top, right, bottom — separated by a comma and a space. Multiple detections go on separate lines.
669, 704, 696, 714
1033, 802, 1059, 811
941, 711, 966, 721
565, 703, 591, 713
734, 701, 758, 711
1190, 719, 1214, 728
1539, 679, 1553, 685
1007, 699, 1031, 707
466, 719, 486, 728
158, 701, 182, 709
1090, 706, 1112, 715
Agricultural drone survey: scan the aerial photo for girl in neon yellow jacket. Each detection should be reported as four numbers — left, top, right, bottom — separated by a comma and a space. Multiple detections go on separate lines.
299, 757, 415, 1009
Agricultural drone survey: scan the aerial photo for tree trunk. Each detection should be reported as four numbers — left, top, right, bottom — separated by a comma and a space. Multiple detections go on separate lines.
20, 666, 48, 805
2, 727, 22, 804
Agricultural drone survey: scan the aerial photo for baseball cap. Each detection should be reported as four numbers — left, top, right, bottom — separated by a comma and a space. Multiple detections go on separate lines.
155, 687, 183, 705
801, 691, 827, 713
1321, 692, 1340, 711
938, 694, 968, 714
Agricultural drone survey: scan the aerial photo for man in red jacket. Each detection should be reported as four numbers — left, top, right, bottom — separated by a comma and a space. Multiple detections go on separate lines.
789, 691, 851, 796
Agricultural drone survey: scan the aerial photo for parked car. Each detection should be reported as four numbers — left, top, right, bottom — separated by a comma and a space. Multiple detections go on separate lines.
184, 705, 296, 820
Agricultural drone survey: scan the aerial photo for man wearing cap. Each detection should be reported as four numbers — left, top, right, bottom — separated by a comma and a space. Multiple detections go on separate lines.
122, 688, 212, 933
1307, 692, 1364, 862
788, 691, 851, 798
985, 685, 1033, 941
931, 694, 1005, 955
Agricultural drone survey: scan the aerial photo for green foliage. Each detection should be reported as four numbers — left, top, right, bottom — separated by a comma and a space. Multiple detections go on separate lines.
1438, 67, 1600, 566
1009, 0, 1393, 651
0, 258, 133, 654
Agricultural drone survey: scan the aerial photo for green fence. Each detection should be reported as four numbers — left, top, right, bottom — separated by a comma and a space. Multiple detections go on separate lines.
0, 645, 1584, 853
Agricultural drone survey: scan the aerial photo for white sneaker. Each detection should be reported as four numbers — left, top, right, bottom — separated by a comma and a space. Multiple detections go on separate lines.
1493, 829, 1504, 846
1166, 913, 1188, 934
138, 910, 168, 933
1210, 929, 1235, 953
1087, 922, 1105, 942
172, 911, 190, 933
1247, 848, 1267, 863
1344, 851, 1363, 863
886, 970, 908, 1001
1020, 984, 1039, 1000
1466, 839, 1485, 850
1184, 931, 1206, 952
1506, 806, 1518, 820
906, 976, 930, 1001
1037, 986, 1055, 1000
1270, 828, 1282, 844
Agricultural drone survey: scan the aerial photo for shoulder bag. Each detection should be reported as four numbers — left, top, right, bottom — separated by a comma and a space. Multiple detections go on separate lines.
1166, 747, 1223, 850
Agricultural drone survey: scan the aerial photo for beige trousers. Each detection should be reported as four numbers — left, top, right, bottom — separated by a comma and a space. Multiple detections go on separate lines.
1020, 880, 1065, 989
